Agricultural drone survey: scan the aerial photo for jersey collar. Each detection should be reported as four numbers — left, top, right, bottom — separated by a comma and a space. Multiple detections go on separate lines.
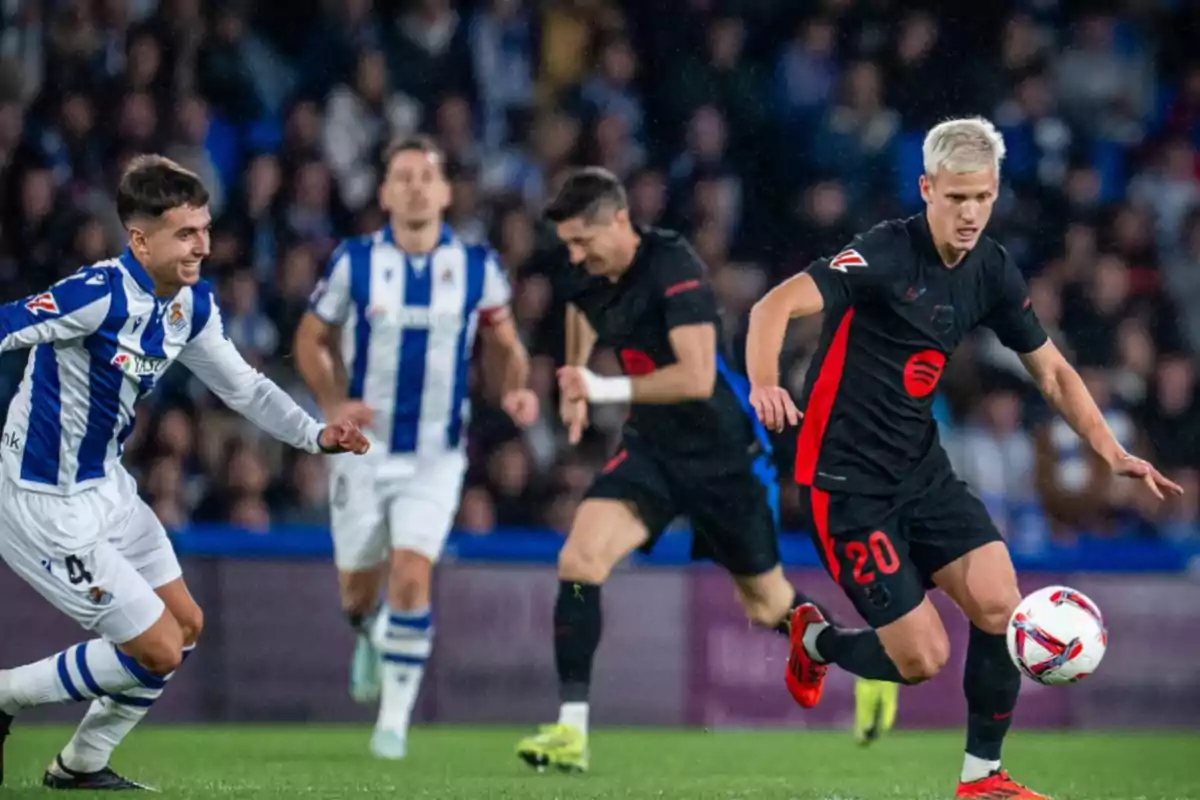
380, 222, 454, 250
119, 248, 158, 295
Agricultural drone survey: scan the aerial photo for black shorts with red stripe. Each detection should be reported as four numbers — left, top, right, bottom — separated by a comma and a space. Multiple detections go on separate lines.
796, 468, 1002, 628
585, 434, 781, 577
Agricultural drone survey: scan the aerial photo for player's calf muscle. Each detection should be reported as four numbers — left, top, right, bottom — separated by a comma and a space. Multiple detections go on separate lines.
339, 568, 384, 616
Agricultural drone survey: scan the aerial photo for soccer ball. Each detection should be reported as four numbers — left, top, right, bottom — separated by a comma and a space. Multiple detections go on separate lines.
1006, 586, 1107, 685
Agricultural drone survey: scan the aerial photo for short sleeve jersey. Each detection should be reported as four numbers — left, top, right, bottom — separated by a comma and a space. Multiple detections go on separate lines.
551, 227, 767, 459
796, 214, 1047, 495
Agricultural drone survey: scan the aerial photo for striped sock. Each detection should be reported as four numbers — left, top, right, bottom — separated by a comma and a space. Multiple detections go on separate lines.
56, 645, 194, 774
1, 640, 167, 713
373, 606, 432, 734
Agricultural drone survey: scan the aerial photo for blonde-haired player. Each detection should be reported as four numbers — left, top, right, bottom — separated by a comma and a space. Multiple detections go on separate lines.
746, 117, 1180, 798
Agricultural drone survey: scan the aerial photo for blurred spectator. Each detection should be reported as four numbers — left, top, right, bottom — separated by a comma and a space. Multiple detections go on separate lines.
387, 0, 475, 110
1164, 208, 1200, 354
666, 14, 766, 153
811, 61, 900, 209
221, 269, 279, 367
1128, 138, 1200, 254
1054, 12, 1155, 144
576, 35, 643, 144
775, 16, 839, 132
469, 0, 535, 150
323, 49, 420, 211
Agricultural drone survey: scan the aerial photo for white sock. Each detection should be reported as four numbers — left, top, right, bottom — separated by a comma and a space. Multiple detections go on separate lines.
961, 753, 1001, 783
373, 606, 432, 734
54, 644, 193, 774
802, 620, 831, 663
1, 640, 166, 713
558, 702, 589, 736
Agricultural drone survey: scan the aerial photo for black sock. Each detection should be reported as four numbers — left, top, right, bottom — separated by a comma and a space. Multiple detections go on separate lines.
555, 580, 602, 703
815, 625, 909, 683
964, 624, 1020, 763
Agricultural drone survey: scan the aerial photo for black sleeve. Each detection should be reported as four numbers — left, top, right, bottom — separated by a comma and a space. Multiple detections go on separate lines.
803, 226, 892, 309
655, 241, 719, 329
984, 251, 1049, 354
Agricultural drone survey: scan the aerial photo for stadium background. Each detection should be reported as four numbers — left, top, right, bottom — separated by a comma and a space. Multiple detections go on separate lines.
0, 0, 1198, 732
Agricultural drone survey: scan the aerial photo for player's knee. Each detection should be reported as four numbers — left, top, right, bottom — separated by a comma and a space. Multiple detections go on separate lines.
973, 592, 1020, 636
340, 578, 379, 616
134, 635, 185, 676
893, 638, 950, 683
557, 538, 615, 584
174, 604, 204, 647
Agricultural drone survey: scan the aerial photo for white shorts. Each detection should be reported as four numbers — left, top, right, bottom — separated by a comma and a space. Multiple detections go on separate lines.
0, 468, 180, 644
328, 451, 466, 571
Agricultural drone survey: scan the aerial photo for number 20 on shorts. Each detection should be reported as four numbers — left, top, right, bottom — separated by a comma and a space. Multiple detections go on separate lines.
844, 531, 900, 585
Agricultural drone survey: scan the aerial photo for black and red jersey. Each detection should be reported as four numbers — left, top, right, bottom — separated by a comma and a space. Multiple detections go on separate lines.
795, 214, 1047, 496
550, 226, 768, 459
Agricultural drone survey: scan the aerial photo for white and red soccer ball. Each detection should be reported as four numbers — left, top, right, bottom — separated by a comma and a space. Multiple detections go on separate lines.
1006, 586, 1108, 686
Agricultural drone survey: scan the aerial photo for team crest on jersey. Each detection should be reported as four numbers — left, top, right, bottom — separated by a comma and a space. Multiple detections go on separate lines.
441, 267, 454, 284
829, 249, 868, 273
111, 351, 168, 377
168, 301, 187, 331
88, 586, 113, 606
25, 292, 59, 315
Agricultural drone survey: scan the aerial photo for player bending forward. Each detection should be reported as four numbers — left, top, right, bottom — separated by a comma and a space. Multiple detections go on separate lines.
746, 118, 1182, 799
0, 156, 369, 790
517, 167, 825, 773
294, 136, 537, 760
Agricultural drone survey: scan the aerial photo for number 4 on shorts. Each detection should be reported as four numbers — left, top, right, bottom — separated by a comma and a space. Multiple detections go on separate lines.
65, 554, 93, 585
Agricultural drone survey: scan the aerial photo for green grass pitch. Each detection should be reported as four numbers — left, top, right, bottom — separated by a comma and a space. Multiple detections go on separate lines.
3, 725, 1197, 799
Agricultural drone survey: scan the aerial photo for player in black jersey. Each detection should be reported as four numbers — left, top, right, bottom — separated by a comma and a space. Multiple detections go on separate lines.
746, 118, 1182, 800
516, 167, 817, 772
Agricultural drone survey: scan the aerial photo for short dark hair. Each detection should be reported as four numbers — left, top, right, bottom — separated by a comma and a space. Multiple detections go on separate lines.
382, 135, 445, 173
544, 167, 628, 223
116, 155, 209, 226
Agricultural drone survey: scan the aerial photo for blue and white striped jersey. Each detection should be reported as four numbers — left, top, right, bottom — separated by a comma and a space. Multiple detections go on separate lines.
0, 250, 326, 496
310, 224, 511, 457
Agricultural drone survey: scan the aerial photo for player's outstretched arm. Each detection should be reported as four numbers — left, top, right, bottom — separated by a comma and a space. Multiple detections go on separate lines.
557, 322, 717, 406
0, 270, 113, 352
744, 273, 825, 431
1020, 339, 1182, 500
180, 292, 369, 455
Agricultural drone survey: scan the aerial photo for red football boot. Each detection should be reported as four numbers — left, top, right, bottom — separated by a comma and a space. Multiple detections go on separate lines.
956, 769, 1051, 799
785, 603, 829, 708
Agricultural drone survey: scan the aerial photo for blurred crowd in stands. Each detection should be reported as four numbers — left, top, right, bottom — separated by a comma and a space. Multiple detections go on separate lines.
1, 0, 1198, 548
